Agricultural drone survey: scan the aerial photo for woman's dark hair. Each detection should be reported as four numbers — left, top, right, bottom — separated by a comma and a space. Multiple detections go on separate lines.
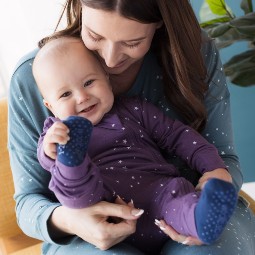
39, 0, 208, 132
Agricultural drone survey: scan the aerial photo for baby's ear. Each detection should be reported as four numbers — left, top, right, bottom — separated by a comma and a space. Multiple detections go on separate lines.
43, 98, 49, 108
43, 99, 53, 112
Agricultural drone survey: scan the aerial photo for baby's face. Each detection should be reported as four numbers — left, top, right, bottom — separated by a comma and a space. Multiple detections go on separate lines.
39, 41, 114, 125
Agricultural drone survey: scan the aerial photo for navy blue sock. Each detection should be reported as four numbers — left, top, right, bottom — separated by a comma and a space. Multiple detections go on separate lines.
195, 178, 237, 244
57, 116, 93, 167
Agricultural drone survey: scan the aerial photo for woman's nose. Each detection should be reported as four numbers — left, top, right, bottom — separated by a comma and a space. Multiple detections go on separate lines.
102, 42, 121, 68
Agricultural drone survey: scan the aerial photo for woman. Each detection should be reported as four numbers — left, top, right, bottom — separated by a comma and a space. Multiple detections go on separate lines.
8, 0, 255, 254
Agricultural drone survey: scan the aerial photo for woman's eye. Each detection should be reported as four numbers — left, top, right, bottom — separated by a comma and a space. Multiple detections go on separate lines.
88, 32, 102, 42
60, 91, 71, 98
123, 42, 141, 49
84, 80, 94, 87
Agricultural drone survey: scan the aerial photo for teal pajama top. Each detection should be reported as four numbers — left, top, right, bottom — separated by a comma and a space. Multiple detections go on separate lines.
8, 31, 255, 254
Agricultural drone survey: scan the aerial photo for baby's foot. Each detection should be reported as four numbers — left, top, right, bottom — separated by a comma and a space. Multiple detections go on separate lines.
195, 178, 237, 244
57, 116, 93, 166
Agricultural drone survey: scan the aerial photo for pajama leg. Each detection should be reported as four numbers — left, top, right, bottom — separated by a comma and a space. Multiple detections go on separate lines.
156, 177, 237, 244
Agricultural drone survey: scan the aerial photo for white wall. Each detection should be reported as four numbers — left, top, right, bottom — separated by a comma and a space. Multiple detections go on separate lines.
0, 0, 65, 97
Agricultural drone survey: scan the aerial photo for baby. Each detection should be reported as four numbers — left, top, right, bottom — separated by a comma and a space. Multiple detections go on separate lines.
33, 36, 237, 254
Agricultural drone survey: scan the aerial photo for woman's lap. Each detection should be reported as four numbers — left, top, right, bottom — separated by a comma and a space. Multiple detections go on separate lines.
43, 198, 254, 255
42, 237, 145, 255
161, 198, 255, 255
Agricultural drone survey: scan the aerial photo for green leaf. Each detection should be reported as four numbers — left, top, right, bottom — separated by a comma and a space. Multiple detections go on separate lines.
234, 26, 255, 37
206, 23, 231, 37
199, 0, 255, 87
204, 26, 250, 49
230, 13, 255, 37
230, 12, 255, 27
200, 17, 232, 27
241, 0, 253, 14
224, 49, 255, 86
206, 0, 228, 15
200, 0, 234, 24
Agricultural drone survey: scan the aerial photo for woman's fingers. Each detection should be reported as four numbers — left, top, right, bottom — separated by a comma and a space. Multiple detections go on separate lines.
154, 219, 203, 246
52, 201, 143, 250
182, 236, 203, 246
90, 200, 144, 249
93, 200, 144, 220
196, 168, 233, 190
155, 219, 186, 243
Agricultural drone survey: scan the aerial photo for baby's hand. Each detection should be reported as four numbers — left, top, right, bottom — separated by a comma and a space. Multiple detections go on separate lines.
196, 168, 232, 190
43, 122, 70, 159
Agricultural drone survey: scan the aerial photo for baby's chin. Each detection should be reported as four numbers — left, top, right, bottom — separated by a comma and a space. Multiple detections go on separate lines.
91, 117, 102, 126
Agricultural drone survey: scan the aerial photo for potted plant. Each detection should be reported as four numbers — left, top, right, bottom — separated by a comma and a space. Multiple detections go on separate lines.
199, 0, 255, 87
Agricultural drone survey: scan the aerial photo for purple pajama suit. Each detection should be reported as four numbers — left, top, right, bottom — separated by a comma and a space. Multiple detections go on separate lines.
38, 97, 226, 253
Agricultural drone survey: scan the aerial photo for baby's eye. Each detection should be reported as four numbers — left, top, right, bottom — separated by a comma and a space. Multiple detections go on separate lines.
60, 91, 71, 98
84, 80, 94, 87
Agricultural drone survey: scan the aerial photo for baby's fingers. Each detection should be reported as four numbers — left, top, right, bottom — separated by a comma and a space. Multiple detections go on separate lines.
46, 122, 70, 145
43, 142, 57, 159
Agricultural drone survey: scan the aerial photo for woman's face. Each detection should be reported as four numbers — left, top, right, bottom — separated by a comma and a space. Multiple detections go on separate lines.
81, 6, 161, 75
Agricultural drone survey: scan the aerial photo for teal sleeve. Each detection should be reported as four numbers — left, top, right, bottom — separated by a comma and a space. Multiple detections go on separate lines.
201, 35, 243, 191
8, 49, 70, 244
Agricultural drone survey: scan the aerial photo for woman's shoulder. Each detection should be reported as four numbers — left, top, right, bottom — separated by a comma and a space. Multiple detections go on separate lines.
12, 48, 39, 76
200, 30, 230, 101
10, 48, 40, 95
10, 48, 40, 93
9, 48, 49, 133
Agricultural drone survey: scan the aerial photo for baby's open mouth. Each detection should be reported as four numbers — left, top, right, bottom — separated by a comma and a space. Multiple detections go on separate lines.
81, 104, 96, 113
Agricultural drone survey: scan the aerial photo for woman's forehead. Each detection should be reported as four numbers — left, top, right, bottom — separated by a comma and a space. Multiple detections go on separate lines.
82, 7, 157, 41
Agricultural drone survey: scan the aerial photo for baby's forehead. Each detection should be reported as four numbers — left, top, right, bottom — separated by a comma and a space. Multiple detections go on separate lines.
40, 37, 83, 58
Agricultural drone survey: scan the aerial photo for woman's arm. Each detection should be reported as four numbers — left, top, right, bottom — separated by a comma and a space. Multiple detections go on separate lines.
8, 49, 60, 242
201, 32, 243, 191
49, 198, 143, 250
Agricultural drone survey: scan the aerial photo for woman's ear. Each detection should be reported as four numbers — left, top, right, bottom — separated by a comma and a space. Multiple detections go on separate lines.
156, 21, 163, 29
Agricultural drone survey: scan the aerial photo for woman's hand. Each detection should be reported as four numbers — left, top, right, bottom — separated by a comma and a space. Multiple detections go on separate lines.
196, 168, 232, 190
154, 168, 233, 246
49, 198, 144, 250
154, 219, 203, 246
